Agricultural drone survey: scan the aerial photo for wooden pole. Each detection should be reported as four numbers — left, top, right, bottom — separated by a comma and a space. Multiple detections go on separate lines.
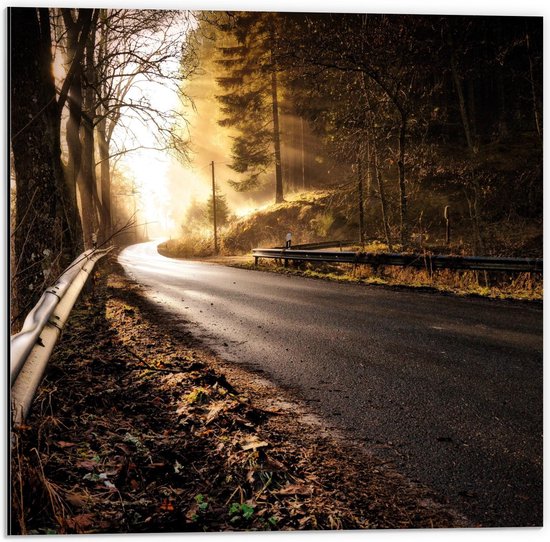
211, 161, 218, 253
301, 117, 306, 190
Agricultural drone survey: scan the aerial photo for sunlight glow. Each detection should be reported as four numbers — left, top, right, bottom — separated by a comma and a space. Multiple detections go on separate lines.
235, 203, 269, 218
52, 52, 67, 85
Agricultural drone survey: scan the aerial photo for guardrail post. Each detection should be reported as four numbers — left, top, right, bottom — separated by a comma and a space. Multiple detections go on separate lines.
445, 205, 451, 245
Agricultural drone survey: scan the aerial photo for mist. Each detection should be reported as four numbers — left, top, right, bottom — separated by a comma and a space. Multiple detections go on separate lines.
111, 16, 341, 242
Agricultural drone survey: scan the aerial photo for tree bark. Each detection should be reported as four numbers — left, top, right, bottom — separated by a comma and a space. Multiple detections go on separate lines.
79, 11, 101, 248
271, 68, 284, 203
300, 117, 306, 190
97, 118, 112, 242
357, 153, 365, 245
10, 8, 68, 327
61, 8, 85, 250
397, 108, 408, 247
448, 30, 476, 153
270, 25, 284, 204
372, 139, 392, 251
526, 30, 541, 139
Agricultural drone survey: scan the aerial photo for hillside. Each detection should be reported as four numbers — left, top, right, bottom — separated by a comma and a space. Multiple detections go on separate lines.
161, 179, 541, 259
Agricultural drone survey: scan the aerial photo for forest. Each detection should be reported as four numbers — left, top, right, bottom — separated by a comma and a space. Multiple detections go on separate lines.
9, 9, 543, 330
8, 8, 544, 535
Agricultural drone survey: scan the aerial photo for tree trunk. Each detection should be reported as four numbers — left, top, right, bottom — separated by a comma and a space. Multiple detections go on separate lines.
78, 119, 97, 248
79, 12, 101, 248
61, 8, 85, 251
357, 154, 365, 245
361, 72, 391, 250
300, 117, 306, 190
448, 31, 476, 153
397, 108, 408, 247
372, 141, 392, 251
271, 68, 284, 203
526, 30, 541, 139
270, 30, 284, 204
9, 7, 68, 328
97, 118, 112, 243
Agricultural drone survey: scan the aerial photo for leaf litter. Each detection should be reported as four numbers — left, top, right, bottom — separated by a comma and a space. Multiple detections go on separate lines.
10, 258, 467, 534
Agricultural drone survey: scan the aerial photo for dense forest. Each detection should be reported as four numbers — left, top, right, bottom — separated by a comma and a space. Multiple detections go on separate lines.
185, 12, 542, 253
9, 9, 543, 329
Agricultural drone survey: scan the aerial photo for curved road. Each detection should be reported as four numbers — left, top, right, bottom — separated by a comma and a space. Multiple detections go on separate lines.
119, 241, 543, 527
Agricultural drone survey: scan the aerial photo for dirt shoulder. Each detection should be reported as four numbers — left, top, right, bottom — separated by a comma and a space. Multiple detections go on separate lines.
11, 256, 468, 534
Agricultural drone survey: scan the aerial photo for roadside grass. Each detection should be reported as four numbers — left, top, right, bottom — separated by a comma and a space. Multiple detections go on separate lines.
232, 258, 542, 302
158, 234, 541, 302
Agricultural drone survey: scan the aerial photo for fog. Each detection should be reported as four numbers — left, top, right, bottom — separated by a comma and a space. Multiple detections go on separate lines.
113, 21, 333, 241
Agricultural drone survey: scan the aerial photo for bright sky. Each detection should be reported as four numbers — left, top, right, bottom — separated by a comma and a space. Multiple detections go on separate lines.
113, 13, 195, 237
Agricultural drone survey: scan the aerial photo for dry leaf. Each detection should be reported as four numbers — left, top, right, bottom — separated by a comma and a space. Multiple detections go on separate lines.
76, 460, 97, 471
56, 441, 77, 448
241, 438, 269, 451
158, 498, 174, 512
65, 492, 89, 508
205, 401, 226, 425
65, 513, 95, 532
276, 483, 313, 496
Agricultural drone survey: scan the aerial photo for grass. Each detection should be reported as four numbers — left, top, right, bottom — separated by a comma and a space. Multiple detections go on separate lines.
232, 259, 542, 302
156, 235, 542, 302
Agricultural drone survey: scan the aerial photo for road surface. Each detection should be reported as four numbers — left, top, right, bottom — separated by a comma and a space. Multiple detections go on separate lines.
118, 241, 543, 527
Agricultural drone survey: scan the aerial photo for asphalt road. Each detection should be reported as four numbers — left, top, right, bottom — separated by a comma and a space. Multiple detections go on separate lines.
118, 241, 543, 527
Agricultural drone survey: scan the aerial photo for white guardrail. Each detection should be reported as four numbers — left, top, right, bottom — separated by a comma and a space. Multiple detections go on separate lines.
10, 247, 113, 425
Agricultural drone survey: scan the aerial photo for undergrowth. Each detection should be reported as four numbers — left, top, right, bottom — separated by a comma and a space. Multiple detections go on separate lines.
236, 260, 542, 301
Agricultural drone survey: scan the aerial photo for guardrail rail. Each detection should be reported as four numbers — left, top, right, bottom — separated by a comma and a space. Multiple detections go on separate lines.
252, 248, 543, 273
10, 246, 114, 425
273, 239, 356, 250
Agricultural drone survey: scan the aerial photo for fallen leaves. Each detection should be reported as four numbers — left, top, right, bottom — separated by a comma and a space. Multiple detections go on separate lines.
157, 498, 175, 512
55, 441, 77, 449
65, 491, 90, 508
76, 460, 97, 471
241, 437, 270, 451
276, 483, 313, 496
64, 513, 96, 533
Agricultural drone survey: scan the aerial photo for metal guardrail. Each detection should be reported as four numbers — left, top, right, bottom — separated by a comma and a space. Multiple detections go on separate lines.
10, 246, 114, 425
252, 248, 543, 273
273, 239, 356, 250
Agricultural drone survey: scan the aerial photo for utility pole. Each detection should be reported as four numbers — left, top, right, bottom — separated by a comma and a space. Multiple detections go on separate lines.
211, 161, 218, 253
301, 117, 306, 190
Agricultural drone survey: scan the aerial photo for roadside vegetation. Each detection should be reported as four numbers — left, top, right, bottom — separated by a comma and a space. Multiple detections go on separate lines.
158, 191, 542, 302
236, 259, 542, 302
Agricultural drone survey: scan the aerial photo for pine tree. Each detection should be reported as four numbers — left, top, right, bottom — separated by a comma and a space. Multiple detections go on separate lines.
205, 192, 231, 228
214, 12, 284, 203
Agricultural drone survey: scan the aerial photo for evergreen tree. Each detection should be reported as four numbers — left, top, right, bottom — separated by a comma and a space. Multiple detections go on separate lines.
205, 192, 231, 228
213, 12, 284, 203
